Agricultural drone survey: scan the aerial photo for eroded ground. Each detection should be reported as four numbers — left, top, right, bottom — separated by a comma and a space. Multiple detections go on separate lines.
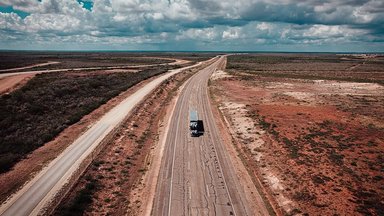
210, 54, 384, 216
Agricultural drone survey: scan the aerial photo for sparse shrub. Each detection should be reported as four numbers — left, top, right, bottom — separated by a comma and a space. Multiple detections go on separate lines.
57, 177, 99, 216
328, 150, 344, 166
0, 65, 178, 173
293, 190, 315, 202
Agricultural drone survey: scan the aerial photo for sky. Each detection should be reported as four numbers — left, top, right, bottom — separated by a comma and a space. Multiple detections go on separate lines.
0, 0, 383, 52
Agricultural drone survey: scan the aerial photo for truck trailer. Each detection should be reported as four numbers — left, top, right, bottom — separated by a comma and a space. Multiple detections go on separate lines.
189, 110, 204, 137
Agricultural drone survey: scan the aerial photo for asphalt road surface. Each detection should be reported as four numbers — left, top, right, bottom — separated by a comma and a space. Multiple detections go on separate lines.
152, 56, 267, 216
0, 60, 205, 216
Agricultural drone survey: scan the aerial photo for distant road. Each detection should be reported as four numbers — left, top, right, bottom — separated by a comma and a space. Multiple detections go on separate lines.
0, 58, 188, 79
0, 61, 60, 73
152, 56, 270, 215
0, 59, 204, 216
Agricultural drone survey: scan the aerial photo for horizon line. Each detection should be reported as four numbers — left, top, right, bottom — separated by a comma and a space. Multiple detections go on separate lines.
0, 49, 383, 54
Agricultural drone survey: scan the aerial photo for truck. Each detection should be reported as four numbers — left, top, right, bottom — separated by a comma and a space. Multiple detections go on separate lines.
189, 110, 204, 137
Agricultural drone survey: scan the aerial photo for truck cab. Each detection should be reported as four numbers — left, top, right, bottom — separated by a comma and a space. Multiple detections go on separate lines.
189, 110, 204, 137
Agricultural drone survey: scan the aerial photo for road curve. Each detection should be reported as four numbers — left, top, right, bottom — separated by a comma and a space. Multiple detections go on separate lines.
0, 59, 187, 79
0, 58, 208, 216
0, 61, 60, 73
152, 56, 269, 216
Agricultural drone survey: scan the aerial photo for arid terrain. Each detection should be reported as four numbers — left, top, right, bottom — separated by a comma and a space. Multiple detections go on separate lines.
0, 52, 214, 211
0, 52, 216, 71
1, 52, 383, 216
54, 64, 200, 216
210, 54, 384, 215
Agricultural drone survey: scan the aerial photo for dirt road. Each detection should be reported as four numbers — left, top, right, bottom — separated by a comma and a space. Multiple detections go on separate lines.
0, 73, 33, 94
0, 61, 60, 73
0, 59, 190, 95
0, 60, 203, 216
151, 56, 270, 216
0, 58, 187, 79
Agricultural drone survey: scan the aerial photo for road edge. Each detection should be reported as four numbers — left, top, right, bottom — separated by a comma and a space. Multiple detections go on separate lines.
208, 64, 277, 216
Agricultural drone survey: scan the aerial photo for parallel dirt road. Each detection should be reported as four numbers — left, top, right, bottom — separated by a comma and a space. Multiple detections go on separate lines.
0, 59, 185, 79
0, 59, 189, 94
0, 60, 203, 216
152, 56, 270, 216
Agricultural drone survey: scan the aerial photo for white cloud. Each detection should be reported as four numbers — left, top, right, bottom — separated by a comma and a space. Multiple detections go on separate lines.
303, 25, 366, 39
177, 28, 219, 40
256, 22, 272, 31
24, 14, 82, 33
222, 28, 240, 39
0, 0, 382, 51
0, 12, 23, 30
0, 0, 40, 13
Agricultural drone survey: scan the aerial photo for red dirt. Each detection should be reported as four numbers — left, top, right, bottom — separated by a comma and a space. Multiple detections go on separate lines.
211, 73, 384, 215
0, 73, 163, 204
55, 67, 198, 215
0, 74, 34, 94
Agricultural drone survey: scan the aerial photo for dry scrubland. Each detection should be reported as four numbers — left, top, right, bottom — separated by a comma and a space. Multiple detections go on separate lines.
210, 54, 384, 215
0, 52, 215, 209
0, 64, 180, 173
55, 67, 197, 216
0, 51, 216, 71
0, 52, 215, 174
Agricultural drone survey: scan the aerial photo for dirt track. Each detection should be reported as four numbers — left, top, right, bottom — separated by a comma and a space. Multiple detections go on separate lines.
0, 74, 34, 94
0, 58, 189, 95
0, 61, 59, 72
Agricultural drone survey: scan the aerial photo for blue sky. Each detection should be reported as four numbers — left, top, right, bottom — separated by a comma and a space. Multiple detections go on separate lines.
0, 0, 383, 52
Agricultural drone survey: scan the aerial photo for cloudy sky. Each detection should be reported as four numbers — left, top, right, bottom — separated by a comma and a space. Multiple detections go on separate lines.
0, 0, 383, 52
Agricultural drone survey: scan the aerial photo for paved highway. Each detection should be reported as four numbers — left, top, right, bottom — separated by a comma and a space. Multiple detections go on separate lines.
0, 59, 206, 216
152, 56, 269, 216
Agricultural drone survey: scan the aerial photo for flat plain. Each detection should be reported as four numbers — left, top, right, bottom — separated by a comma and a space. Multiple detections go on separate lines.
1, 52, 383, 216
0, 52, 215, 209
210, 53, 384, 215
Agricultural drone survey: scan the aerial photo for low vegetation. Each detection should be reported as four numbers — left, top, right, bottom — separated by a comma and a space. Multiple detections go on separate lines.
0, 52, 174, 71
0, 65, 178, 173
227, 54, 384, 84
211, 54, 384, 215
57, 175, 99, 216
0, 51, 216, 71
55, 64, 197, 215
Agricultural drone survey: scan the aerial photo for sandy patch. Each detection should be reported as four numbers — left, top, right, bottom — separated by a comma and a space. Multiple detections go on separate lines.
219, 102, 265, 161
218, 101, 296, 213
313, 80, 384, 95
283, 92, 316, 103
211, 69, 233, 80
0, 74, 34, 94
274, 80, 384, 105
100, 69, 139, 73
266, 82, 294, 89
